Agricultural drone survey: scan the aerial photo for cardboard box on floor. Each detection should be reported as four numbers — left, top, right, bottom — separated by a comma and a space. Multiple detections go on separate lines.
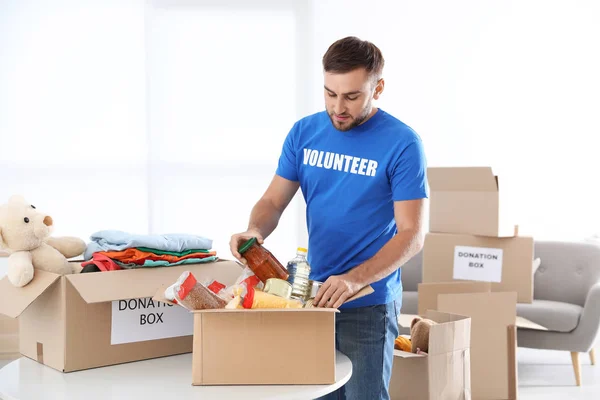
389, 310, 471, 400
153, 261, 374, 386
427, 166, 518, 237
408, 282, 548, 400
0, 260, 244, 372
423, 232, 535, 303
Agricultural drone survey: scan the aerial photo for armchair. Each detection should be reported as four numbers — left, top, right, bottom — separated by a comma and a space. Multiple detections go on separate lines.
517, 240, 600, 386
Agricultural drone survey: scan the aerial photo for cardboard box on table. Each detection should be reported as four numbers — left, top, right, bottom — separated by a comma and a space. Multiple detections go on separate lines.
422, 232, 535, 303
0, 260, 245, 372
389, 310, 472, 400
153, 261, 374, 386
427, 166, 518, 237
403, 282, 548, 400
0, 251, 19, 360
0, 314, 19, 360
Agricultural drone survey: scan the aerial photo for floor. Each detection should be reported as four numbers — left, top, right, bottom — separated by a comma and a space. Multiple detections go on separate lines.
1, 348, 598, 398
518, 347, 599, 399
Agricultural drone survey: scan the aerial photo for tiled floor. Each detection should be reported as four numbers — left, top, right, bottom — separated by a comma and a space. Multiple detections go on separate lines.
1, 348, 599, 398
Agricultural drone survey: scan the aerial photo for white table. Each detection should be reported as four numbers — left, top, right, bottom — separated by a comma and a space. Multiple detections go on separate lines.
0, 351, 352, 400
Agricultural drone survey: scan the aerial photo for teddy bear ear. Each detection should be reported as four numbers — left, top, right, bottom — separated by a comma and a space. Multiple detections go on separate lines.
411, 316, 422, 329
8, 195, 26, 204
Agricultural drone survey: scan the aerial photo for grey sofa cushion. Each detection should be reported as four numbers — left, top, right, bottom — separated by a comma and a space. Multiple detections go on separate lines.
533, 241, 600, 306
401, 291, 418, 315
517, 300, 583, 333
401, 250, 423, 292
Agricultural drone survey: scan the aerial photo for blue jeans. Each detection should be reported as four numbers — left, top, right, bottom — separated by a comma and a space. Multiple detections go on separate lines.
317, 299, 401, 400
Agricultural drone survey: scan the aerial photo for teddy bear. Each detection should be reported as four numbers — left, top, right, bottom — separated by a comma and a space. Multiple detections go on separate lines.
410, 316, 436, 354
0, 195, 87, 287
394, 316, 437, 354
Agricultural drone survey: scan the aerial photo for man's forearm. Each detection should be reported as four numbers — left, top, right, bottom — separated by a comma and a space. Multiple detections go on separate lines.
247, 198, 283, 240
346, 229, 424, 287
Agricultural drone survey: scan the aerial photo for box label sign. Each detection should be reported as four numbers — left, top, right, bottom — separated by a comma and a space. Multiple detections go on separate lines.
111, 297, 193, 345
453, 246, 503, 283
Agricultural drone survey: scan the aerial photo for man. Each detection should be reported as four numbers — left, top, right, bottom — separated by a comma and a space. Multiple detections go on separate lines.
230, 36, 428, 400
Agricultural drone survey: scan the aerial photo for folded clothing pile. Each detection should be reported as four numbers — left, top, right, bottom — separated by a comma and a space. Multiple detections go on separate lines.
82, 230, 217, 272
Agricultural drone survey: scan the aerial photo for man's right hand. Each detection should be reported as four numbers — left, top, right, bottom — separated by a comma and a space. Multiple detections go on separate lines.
230, 230, 264, 265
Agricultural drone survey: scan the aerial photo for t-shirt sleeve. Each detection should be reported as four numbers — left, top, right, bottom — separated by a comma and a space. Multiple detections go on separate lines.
275, 122, 299, 182
390, 138, 429, 201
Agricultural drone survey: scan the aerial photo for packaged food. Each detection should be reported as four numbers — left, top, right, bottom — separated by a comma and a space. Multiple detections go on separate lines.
234, 266, 264, 290
238, 237, 289, 283
219, 266, 264, 302
206, 280, 227, 295
225, 295, 243, 309
241, 286, 303, 309
164, 271, 227, 311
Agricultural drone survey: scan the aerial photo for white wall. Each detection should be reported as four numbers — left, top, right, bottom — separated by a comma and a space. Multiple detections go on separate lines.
309, 0, 600, 240
1, 1, 599, 264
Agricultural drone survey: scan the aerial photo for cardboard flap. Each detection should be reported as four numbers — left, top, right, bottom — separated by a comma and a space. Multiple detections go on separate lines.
398, 313, 419, 328
193, 308, 339, 314
0, 270, 61, 318
427, 167, 498, 192
393, 349, 427, 359
516, 316, 548, 331
427, 312, 471, 356
346, 285, 374, 302
437, 291, 517, 400
418, 282, 492, 316
67, 260, 243, 304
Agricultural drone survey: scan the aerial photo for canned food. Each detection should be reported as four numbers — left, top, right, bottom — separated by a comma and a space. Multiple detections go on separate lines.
308, 280, 323, 299
263, 278, 292, 299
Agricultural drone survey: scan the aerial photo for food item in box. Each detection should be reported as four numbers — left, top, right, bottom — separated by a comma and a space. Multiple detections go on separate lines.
225, 295, 243, 309
219, 266, 264, 302
394, 336, 412, 352
301, 281, 323, 308
241, 286, 303, 309
206, 280, 227, 295
286, 247, 312, 301
164, 271, 227, 311
263, 278, 292, 299
238, 237, 289, 283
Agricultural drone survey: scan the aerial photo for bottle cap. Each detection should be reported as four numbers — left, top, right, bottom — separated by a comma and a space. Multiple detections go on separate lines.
297, 247, 308, 254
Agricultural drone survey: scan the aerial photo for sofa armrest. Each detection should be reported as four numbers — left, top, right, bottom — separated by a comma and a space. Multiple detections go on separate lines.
574, 282, 600, 350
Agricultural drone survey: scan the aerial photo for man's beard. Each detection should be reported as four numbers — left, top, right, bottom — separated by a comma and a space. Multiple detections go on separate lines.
327, 104, 372, 132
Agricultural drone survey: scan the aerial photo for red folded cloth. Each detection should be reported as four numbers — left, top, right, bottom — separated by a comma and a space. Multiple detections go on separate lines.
81, 253, 122, 272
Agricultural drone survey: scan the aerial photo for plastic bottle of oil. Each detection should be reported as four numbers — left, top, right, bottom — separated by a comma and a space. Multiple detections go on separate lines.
286, 247, 311, 301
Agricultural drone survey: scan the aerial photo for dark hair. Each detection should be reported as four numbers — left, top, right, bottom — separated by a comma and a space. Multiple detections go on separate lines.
322, 36, 384, 80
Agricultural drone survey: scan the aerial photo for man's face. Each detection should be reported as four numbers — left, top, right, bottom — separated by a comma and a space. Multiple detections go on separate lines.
324, 68, 383, 132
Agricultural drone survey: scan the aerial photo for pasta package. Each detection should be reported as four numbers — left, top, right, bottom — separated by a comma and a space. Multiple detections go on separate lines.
165, 271, 227, 311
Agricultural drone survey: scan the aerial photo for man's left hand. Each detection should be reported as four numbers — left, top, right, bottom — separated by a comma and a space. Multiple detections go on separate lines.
313, 273, 363, 309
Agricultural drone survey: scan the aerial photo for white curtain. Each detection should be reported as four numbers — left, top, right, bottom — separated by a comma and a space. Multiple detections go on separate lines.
0, 0, 308, 263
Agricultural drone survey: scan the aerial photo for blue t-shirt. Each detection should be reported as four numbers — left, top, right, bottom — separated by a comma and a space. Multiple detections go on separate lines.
275, 109, 428, 308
